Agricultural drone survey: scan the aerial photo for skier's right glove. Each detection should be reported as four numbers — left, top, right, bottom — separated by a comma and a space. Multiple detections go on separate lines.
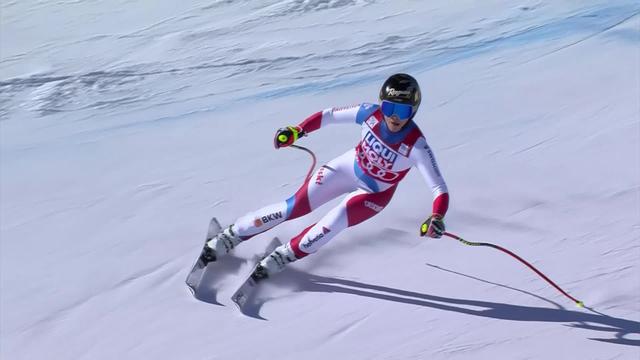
274, 126, 305, 149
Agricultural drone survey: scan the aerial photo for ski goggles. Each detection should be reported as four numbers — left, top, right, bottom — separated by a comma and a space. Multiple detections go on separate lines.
380, 100, 414, 120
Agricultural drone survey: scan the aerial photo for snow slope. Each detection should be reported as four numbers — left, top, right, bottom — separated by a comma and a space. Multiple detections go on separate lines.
1, 1, 639, 359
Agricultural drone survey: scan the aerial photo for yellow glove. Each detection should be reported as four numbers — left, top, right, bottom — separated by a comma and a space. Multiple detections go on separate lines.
274, 126, 305, 148
420, 214, 445, 238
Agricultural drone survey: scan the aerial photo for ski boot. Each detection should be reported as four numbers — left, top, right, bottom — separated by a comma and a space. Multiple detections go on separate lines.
251, 243, 297, 282
198, 225, 242, 266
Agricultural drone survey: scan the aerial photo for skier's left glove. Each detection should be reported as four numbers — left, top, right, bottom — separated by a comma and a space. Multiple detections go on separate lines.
420, 214, 445, 238
274, 126, 305, 149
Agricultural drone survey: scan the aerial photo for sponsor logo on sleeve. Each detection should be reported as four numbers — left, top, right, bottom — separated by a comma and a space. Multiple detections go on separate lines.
423, 145, 442, 177
331, 104, 358, 114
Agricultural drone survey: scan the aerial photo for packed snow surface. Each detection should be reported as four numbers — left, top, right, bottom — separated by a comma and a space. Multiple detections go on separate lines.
1, 1, 639, 359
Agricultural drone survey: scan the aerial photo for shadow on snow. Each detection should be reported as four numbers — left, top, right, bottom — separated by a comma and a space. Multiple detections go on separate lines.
264, 266, 639, 346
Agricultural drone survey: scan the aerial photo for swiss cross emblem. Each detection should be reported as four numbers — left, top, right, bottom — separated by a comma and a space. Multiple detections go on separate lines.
399, 143, 409, 156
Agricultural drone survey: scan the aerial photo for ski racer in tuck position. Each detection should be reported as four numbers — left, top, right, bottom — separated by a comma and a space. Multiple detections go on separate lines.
199, 73, 450, 281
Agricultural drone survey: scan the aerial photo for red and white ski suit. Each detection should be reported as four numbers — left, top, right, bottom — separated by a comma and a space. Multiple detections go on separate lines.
233, 103, 449, 258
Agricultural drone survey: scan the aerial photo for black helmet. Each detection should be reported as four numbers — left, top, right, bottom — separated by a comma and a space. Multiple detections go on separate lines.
379, 73, 421, 117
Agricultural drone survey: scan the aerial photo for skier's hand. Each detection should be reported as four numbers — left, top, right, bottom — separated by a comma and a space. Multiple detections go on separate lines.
274, 126, 305, 149
420, 214, 445, 238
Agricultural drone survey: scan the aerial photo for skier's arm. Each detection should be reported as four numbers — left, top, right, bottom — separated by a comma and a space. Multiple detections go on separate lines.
410, 137, 449, 225
275, 104, 376, 148
298, 103, 376, 134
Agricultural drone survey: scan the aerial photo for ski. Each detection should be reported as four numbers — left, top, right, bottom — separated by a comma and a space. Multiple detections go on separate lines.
185, 217, 222, 296
231, 237, 282, 315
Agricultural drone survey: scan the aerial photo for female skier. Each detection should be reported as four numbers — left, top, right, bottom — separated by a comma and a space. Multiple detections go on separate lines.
198, 73, 449, 280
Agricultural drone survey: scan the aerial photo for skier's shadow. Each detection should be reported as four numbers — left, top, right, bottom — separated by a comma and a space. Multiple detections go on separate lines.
269, 266, 639, 346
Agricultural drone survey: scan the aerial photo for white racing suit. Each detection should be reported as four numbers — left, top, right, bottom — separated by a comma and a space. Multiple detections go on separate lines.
232, 103, 449, 259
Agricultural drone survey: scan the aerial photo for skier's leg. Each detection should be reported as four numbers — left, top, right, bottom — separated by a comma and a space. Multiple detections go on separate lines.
206, 152, 357, 258
257, 185, 397, 276
232, 151, 357, 240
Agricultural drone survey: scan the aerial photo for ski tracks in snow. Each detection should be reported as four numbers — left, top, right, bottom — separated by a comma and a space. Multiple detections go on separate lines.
324, 313, 372, 342
14, 256, 184, 338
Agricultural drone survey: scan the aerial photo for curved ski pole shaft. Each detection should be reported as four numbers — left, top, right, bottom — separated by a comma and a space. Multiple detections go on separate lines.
290, 145, 317, 181
443, 231, 584, 308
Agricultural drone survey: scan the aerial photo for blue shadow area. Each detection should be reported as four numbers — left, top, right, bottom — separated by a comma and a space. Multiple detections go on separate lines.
265, 267, 640, 346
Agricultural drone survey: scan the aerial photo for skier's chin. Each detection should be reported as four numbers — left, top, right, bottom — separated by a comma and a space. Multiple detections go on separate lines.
384, 116, 409, 132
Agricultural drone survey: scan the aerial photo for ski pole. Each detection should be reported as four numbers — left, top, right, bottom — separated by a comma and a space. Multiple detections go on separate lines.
442, 231, 584, 308
290, 145, 317, 181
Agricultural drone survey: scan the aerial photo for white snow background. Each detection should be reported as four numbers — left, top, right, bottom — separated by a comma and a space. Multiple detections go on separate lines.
1, 1, 639, 359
